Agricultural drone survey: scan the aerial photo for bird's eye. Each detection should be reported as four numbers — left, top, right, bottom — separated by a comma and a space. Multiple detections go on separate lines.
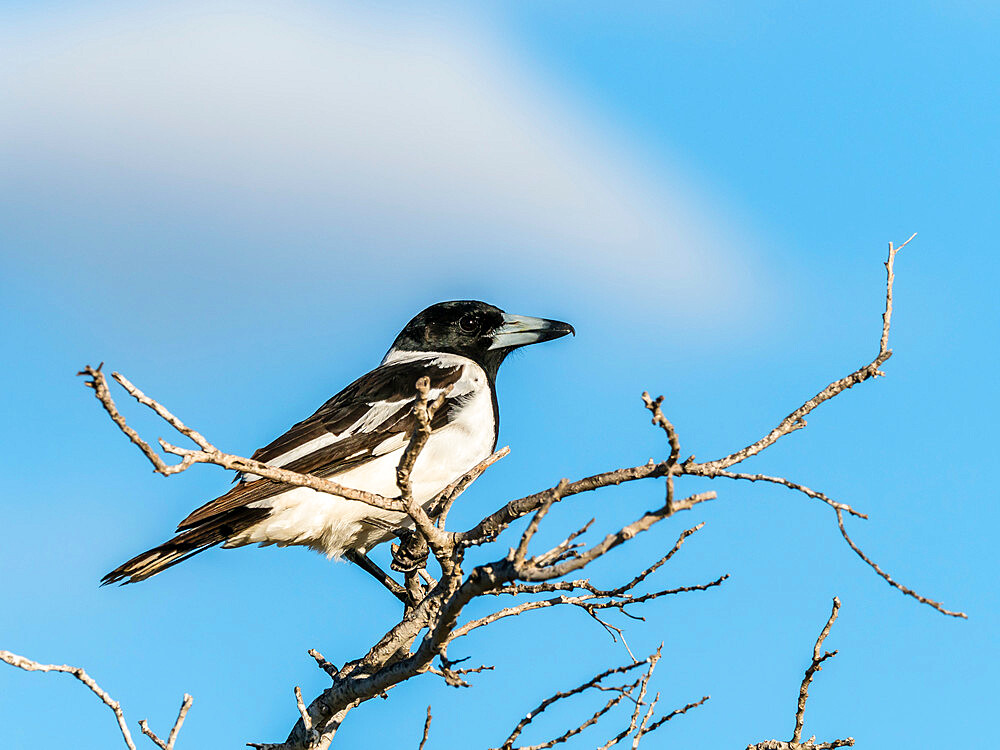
459, 313, 480, 334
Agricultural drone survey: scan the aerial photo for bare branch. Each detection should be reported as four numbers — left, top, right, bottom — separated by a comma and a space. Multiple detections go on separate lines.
426, 657, 495, 688
139, 722, 168, 750
139, 694, 193, 750
496, 659, 650, 750
514, 479, 569, 568
520, 491, 716, 582
595, 649, 709, 750
635, 696, 710, 740
520, 692, 631, 750
794, 598, 841, 743
495, 523, 706, 600
747, 740, 854, 750
684, 433, 963, 618
622, 647, 660, 749
418, 706, 432, 750
78, 364, 174, 477
683, 467, 868, 519
111, 370, 213, 451
294, 686, 313, 735
747, 597, 853, 750
430, 447, 510, 527
456, 575, 727, 644
880, 234, 917, 357
160, 441, 406, 513
454, 525, 726, 647
632, 690, 659, 747
308, 649, 338, 679
601, 522, 706, 596
641, 392, 680, 467
78, 365, 406, 514
697, 235, 916, 473
1, 649, 139, 750
164, 695, 194, 750
395, 376, 455, 566
835, 510, 966, 618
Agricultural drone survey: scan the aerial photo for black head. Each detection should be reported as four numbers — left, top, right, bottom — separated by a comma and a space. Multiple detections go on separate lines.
387, 300, 574, 379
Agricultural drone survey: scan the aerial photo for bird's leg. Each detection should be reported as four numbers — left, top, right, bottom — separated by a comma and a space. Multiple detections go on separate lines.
390, 529, 430, 573
344, 549, 408, 604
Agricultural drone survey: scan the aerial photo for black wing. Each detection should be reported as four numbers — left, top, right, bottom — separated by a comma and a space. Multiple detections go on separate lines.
175, 358, 465, 531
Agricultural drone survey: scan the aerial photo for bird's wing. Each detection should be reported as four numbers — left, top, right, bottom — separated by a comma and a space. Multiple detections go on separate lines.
175, 358, 466, 531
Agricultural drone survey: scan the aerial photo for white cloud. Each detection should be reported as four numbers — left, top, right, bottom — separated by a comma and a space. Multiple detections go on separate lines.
0, 1, 763, 320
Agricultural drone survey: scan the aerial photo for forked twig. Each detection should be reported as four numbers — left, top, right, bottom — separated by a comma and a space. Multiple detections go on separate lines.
1, 649, 193, 750
747, 597, 853, 750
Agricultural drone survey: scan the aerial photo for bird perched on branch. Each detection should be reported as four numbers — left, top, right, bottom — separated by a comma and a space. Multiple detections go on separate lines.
103, 301, 574, 596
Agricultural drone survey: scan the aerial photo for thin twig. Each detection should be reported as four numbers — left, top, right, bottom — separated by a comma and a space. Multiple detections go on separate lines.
165, 694, 194, 750
418, 706, 432, 750
430, 447, 510, 527
517, 691, 632, 750
139, 721, 168, 750
139, 694, 194, 750
308, 649, 339, 679
395, 377, 454, 566
835, 510, 966, 618
793, 598, 840, 743
78, 366, 405, 513
639, 696, 710, 737
112, 371, 213, 451
696, 235, 916, 473
641, 393, 680, 466
514, 480, 569, 568
294, 686, 313, 734
747, 598, 853, 750
683, 467, 867, 519
880, 235, 918, 357
1, 649, 139, 750
496, 659, 650, 750
632, 690, 659, 748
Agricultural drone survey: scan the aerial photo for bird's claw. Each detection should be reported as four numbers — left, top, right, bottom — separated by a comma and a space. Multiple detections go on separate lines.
391, 531, 429, 573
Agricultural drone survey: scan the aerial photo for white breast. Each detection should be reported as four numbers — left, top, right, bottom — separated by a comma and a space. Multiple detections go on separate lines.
226, 354, 496, 557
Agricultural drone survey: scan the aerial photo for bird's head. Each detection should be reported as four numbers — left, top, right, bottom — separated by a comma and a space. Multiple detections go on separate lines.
387, 300, 574, 378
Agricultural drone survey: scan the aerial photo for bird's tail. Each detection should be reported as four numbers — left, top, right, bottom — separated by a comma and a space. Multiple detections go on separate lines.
101, 507, 269, 585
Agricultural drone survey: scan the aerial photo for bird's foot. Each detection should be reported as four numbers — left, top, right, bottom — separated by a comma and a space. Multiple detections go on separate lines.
391, 530, 429, 573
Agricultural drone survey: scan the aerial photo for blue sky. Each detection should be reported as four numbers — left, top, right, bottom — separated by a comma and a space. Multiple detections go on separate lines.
1, 1, 997, 748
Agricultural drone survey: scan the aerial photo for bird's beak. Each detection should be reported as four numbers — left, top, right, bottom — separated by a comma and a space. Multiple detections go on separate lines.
488, 313, 576, 350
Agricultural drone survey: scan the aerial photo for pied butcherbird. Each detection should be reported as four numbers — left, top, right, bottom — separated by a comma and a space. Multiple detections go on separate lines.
103, 301, 574, 598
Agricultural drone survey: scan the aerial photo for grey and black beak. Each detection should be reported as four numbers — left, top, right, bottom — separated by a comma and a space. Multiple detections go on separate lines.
489, 313, 576, 350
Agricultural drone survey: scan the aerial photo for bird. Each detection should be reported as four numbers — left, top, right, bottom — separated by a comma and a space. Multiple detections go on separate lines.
102, 300, 574, 593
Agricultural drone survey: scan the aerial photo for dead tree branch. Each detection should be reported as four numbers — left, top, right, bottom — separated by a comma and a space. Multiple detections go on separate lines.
77, 365, 406, 514
834, 510, 966, 617
793, 598, 841, 744
694, 233, 916, 474
667, 234, 964, 619
418, 706, 432, 750
495, 648, 708, 750
139, 694, 194, 750
0, 649, 192, 750
747, 597, 853, 750
19, 235, 956, 749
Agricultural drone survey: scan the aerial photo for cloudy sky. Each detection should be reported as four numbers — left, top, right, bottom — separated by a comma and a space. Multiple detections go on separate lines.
1, 0, 762, 335
1, 2, 997, 749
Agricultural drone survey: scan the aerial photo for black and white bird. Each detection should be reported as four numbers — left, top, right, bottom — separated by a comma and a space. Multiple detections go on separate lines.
103, 301, 573, 589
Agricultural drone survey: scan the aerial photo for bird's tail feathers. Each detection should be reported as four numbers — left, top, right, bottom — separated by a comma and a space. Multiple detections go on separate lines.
101, 507, 269, 585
